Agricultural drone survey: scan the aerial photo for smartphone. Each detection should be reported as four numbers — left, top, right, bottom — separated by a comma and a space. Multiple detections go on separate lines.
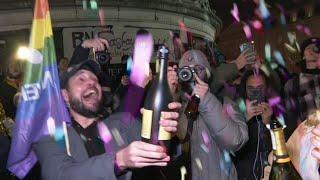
247, 87, 265, 106
239, 42, 255, 64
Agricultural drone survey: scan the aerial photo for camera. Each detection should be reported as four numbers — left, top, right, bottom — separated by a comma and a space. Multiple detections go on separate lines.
178, 67, 196, 95
178, 66, 196, 82
96, 51, 111, 66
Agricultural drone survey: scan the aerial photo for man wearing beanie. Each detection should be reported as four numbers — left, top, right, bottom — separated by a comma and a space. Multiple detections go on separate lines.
284, 37, 320, 137
168, 50, 248, 180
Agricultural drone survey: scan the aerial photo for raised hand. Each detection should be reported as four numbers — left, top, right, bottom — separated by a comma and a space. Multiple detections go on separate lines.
81, 38, 109, 52
193, 73, 209, 101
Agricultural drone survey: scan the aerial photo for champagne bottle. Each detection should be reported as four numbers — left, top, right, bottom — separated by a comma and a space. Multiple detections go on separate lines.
268, 119, 301, 180
141, 45, 173, 149
185, 94, 200, 120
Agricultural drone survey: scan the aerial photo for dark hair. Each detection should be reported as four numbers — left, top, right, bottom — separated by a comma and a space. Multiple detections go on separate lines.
239, 69, 274, 99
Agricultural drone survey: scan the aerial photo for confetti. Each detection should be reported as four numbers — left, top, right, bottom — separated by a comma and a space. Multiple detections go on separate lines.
260, 64, 270, 76
111, 128, 124, 146
225, 104, 235, 119
220, 150, 232, 175
243, 23, 252, 40
99, 9, 105, 26
238, 98, 247, 115
251, 20, 263, 30
130, 32, 154, 87
304, 27, 312, 36
268, 96, 281, 107
195, 158, 203, 170
126, 56, 133, 76
287, 32, 296, 45
47, 117, 56, 136
180, 166, 187, 180
82, 0, 87, 10
63, 121, 71, 156
259, 0, 270, 19
54, 127, 65, 142
284, 43, 297, 53
264, 43, 271, 63
90, 0, 98, 10
201, 131, 210, 146
97, 122, 112, 144
270, 62, 278, 69
296, 24, 312, 36
80, 134, 87, 142
276, 114, 286, 128
200, 144, 209, 153
230, 3, 240, 23
273, 50, 285, 66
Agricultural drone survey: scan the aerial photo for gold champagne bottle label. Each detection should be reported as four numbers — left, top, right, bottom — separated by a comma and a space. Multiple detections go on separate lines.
158, 125, 171, 140
141, 109, 152, 139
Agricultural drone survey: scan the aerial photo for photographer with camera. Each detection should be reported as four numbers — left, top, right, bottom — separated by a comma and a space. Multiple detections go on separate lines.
285, 37, 320, 137
70, 38, 110, 65
233, 69, 276, 180
167, 49, 248, 180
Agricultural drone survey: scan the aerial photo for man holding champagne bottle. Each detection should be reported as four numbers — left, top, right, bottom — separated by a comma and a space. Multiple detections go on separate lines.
32, 41, 182, 179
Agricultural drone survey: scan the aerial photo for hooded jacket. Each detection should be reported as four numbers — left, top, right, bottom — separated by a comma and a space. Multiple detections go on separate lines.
177, 92, 249, 180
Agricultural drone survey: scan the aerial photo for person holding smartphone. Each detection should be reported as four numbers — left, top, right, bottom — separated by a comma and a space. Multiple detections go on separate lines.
233, 69, 276, 180
210, 41, 258, 100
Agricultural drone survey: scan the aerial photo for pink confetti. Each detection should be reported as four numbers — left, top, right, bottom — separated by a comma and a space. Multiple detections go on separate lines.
225, 104, 235, 119
97, 122, 112, 144
99, 9, 105, 26
179, 21, 188, 33
243, 23, 252, 40
296, 24, 312, 36
304, 27, 312, 36
296, 24, 303, 31
130, 32, 154, 87
268, 96, 281, 107
230, 3, 240, 23
201, 131, 210, 146
251, 20, 263, 30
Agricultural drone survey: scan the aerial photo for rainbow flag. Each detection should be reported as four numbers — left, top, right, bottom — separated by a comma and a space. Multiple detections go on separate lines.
7, 0, 70, 178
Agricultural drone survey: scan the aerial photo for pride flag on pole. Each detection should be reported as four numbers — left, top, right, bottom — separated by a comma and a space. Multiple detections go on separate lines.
7, 0, 70, 178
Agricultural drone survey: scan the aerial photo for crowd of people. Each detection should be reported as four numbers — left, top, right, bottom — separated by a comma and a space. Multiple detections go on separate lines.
1, 34, 320, 180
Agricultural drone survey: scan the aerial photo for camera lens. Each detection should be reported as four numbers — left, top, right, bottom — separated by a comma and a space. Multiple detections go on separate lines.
178, 68, 193, 82
97, 52, 111, 65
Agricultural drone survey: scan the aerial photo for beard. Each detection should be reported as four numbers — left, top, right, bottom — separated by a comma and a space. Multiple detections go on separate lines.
69, 95, 103, 118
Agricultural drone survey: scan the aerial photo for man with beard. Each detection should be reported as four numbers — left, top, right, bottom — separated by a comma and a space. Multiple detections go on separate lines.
32, 59, 181, 180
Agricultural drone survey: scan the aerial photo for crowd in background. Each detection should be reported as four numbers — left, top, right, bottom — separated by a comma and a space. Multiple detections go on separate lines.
1, 34, 320, 179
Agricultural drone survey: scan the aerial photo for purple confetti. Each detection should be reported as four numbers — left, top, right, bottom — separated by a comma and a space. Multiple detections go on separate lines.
231, 3, 240, 23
